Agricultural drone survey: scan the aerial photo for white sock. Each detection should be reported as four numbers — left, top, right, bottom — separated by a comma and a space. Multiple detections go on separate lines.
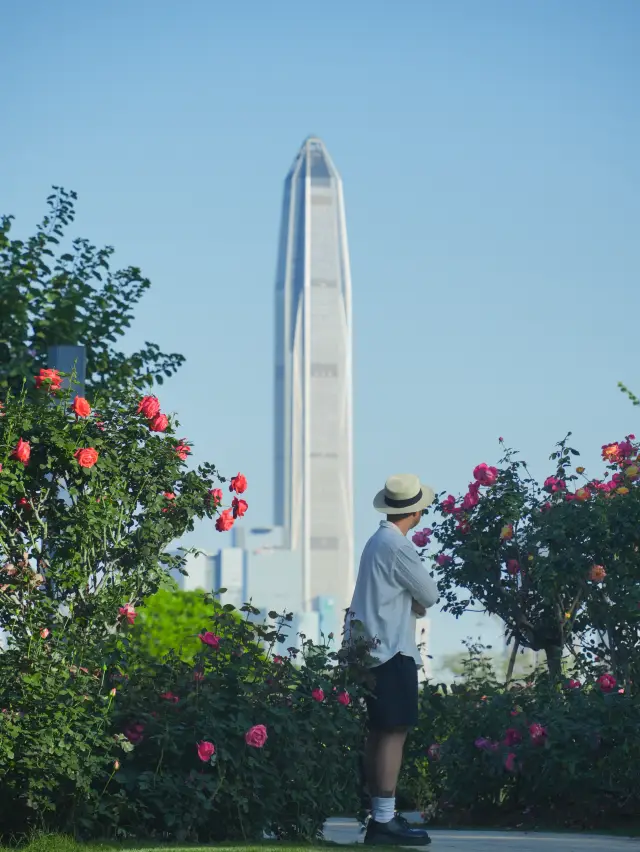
371, 796, 395, 824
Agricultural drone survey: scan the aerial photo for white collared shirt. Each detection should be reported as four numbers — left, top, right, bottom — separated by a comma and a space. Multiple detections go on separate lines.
347, 520, 439, 667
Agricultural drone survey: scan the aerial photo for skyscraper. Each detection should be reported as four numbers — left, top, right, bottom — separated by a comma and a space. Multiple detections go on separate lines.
274, 137, 354, 625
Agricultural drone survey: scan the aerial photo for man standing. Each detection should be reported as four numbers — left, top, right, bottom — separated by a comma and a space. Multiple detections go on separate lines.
348, 474, 439, 846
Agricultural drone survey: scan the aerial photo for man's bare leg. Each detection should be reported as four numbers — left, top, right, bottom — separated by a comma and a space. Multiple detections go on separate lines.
364, 727, 408, 822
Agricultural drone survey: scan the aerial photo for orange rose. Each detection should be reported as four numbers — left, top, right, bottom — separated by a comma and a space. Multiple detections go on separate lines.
500, 523, 514, 541
575, 487, 590, 502
589, 564, 606, 583
74, 447, 99, 469
72, 396, 91, 418
11, 438, 31, 465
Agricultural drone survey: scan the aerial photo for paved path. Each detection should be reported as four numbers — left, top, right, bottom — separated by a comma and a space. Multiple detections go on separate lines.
323, 817, 640, 851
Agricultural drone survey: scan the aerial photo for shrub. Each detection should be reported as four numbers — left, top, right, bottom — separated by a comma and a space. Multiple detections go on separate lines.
0, 375, 235, 838
419, 433, 640, 681
97, 604, 372, 843
401, 644, 640, 830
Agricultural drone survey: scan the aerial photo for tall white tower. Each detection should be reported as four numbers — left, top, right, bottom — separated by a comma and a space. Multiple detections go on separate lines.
274, 137, 354, 621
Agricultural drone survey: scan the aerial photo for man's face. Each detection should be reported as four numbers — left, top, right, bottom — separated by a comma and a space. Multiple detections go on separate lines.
410, 510, 422, 529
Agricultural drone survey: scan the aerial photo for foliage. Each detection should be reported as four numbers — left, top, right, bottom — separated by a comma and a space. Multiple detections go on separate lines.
127, 587, 241, 664
0, 187, 184, 397
418, 434, 640, 680
400, 643, 640, 831
97, 607, 373, 843
618, 381, 639, 407
0, 374, 232, 838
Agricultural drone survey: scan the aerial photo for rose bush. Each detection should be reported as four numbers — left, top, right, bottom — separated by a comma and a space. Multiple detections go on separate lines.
0, 374, 243, 837
419, 434, 640, 682
399, 644, 640, 831
95, 603, 372, 842
0, 370, 373, 842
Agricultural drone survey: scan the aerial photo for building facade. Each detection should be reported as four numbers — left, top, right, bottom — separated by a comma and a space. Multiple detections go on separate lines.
273, 137, 355, 624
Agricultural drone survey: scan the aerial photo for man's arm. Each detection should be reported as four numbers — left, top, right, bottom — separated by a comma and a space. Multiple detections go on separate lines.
394, 545, 439, 609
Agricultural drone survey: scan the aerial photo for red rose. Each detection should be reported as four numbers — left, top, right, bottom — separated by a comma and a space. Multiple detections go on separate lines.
215, 508, 234, 532
175, 440, 191, 461
148, 413, 169, 432
72, 397, 91, 418
34, 368, 62, 391
16, 497, 31, 511
597, 673, 617, 693
160, 691, 179, 703
229, 473, 248, 494
74, 447, 99, 469
11, 438, 31, 465
199, 632, 221, 648
137, 395, 160, 419
232, 497, 248, 519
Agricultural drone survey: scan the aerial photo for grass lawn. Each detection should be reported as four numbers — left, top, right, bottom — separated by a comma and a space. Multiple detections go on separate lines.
0, 838, 368, 852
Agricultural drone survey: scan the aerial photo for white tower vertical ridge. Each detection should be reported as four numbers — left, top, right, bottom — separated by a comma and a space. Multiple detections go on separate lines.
274, 137, 354, 617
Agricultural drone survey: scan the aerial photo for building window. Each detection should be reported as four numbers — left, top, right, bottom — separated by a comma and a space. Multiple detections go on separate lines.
311, 536, 339, 550
311, 363, 338, 378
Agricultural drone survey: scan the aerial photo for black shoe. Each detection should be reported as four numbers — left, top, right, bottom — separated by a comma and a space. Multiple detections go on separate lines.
364, 814, 431, 846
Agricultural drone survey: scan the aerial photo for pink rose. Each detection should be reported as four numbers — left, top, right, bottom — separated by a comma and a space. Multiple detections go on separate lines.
543, 476, 566, 493
312, 687, 325, 702
506, 559, 520, 576
473, 463, 498, 486
245, 724, 268, 748
566, 678, 581, 690
137, 396, 161, 419
175, 439, 191, 461
504, 727, 522, 746
160, 691, 179, 703
148, 413, 169, 432
124, 723, 145, 744
197, 740, 215, 762
462, 491, 478, 511
597, 673, 617, 693
529, 723, 547, 744
40, 628, 50, 639
215, 508, 235, 532
193, 670, 204, 682
199, 632, 221, 648
504, 752, 517, 773
436, 553, 452, 566
337, 690, 351, 706
207, 488, 223, 507
118, 604, 137, 625
412, 529, 430, 548
441, 495, 457, 515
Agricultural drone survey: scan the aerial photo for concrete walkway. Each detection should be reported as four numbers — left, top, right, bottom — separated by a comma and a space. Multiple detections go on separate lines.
323, 817, 640, 851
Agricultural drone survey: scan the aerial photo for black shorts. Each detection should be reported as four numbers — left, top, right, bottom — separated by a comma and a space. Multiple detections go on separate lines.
365, 653, 419, 731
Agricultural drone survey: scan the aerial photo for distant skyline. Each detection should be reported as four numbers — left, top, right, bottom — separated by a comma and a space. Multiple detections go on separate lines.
274, 137, 354, 618
1, 0, 639, 656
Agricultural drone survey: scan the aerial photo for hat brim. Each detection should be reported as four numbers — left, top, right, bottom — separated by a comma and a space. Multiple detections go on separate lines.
373, 483, 435, 514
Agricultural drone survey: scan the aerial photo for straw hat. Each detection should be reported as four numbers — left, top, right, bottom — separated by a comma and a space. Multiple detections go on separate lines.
373, 473, 435, 515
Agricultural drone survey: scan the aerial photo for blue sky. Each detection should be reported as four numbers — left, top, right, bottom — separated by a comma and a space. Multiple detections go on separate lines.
2, 0, 639, 660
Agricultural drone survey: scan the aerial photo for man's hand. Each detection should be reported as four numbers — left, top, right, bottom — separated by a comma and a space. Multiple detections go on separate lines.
411, 599, 427, 617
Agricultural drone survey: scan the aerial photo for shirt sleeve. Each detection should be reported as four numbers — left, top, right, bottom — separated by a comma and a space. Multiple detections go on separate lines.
393, 545, 439, 609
